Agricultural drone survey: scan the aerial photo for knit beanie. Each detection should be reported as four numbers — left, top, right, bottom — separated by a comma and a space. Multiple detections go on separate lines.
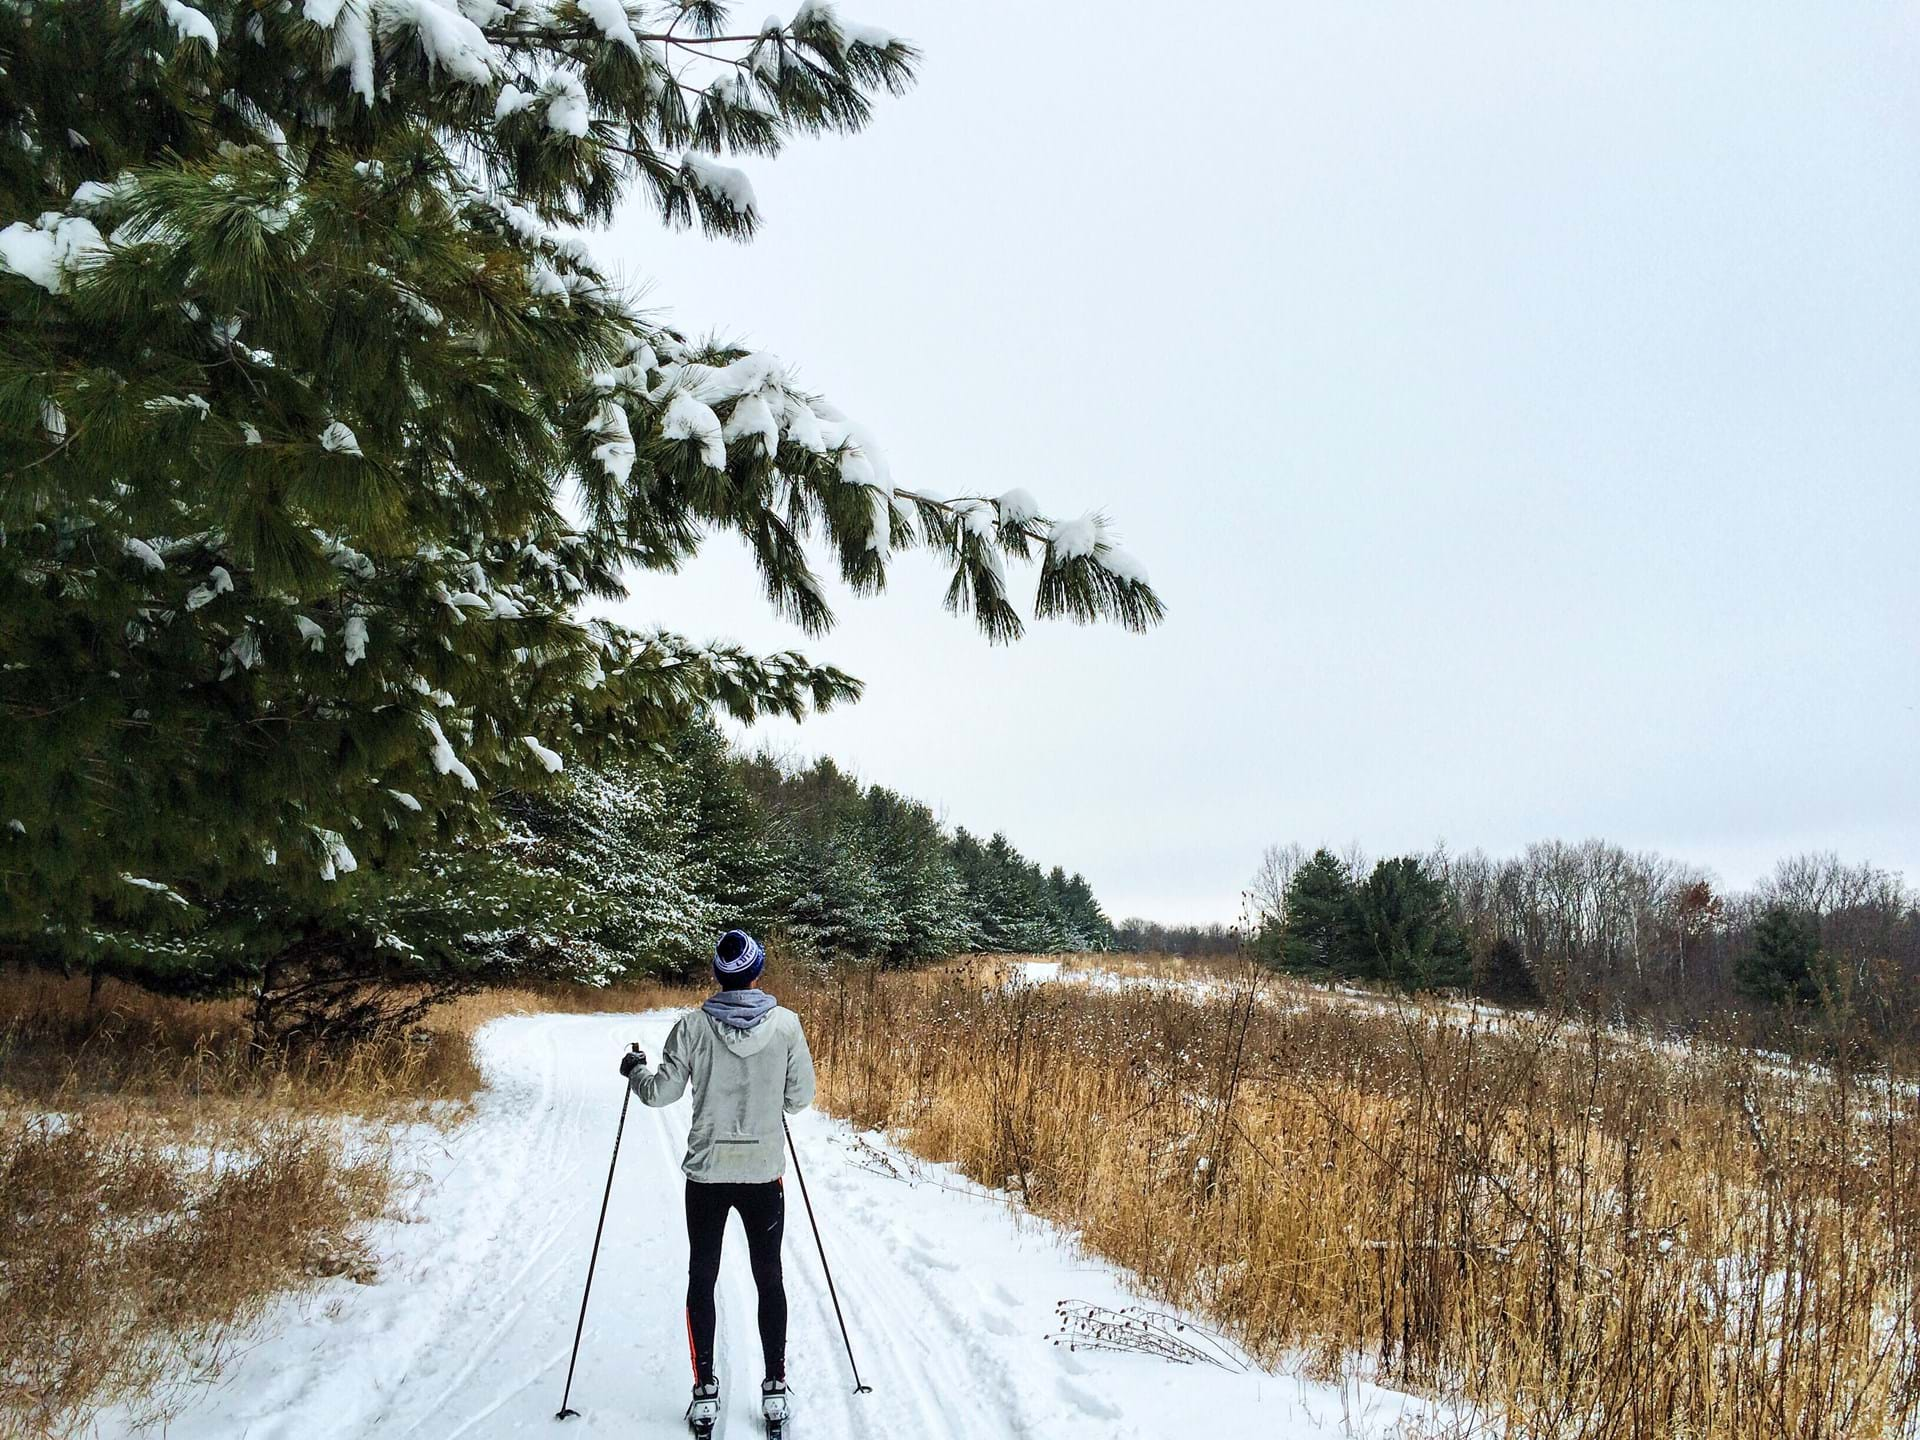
713, 929, 766, 988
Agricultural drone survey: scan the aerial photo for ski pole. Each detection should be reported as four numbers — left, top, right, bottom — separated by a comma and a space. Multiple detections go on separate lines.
782, 1115, 873, 1395
556, 1041, 641, 1421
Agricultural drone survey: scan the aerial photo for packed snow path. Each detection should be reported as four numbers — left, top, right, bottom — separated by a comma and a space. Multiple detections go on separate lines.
101, 1012, 1440, 1439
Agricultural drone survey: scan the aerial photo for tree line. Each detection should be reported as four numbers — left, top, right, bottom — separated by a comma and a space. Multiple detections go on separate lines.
1246, 839, 1920, 1049
1112, 919, 1242, 957
496, 726, 1114, 980
6, 721, 1113, 1035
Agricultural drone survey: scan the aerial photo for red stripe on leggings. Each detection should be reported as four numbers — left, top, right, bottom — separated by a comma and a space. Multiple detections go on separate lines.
685, 1306, 698, 1380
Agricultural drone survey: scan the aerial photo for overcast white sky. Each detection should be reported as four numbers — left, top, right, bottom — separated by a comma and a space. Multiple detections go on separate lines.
589, 1, 1920, 925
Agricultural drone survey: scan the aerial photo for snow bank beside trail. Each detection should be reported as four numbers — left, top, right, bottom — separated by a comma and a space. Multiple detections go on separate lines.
90, 1011, 1450, 1440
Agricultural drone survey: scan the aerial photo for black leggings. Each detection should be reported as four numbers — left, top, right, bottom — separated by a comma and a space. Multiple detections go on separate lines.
684, 1178, 786, 1384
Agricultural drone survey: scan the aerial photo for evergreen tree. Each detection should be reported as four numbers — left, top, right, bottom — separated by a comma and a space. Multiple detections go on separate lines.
786, 828, 902, 960
1735, 906, 1826, 1007
1475, 935, 1541, 1006
1048, 867, 1114, 951
665, 723, 795, 947
489, 758, 715, 981
1270, 848, 1356, 975
1347, 856, 1472, 991
860, 786, 970, 962
0, 0, 1162, 986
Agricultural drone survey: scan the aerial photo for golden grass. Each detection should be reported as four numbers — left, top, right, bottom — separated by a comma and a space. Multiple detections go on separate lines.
786, 956, 1920, 1440
0, 972, 486, 1439
0, 971, 484, 1116
0, 967, 705, 1439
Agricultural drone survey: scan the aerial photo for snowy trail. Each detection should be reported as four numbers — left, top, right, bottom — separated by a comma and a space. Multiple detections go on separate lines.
100, 1012, 1441, 1440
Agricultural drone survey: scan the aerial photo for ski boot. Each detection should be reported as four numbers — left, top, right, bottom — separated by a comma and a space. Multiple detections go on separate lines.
686, 1380, 720, 1437
761, 1377, 793, 1437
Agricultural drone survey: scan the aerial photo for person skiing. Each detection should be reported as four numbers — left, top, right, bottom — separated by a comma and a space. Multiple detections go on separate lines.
620, 930, 815, 1437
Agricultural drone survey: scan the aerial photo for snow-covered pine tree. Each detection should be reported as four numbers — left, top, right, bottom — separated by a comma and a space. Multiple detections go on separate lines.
785, 826, 903, 960
664, 722, 797, 943
0, 0, 1163, 978
1047, 865, 1113, 951
489, 757, 716, 981
860, 785, 971, 962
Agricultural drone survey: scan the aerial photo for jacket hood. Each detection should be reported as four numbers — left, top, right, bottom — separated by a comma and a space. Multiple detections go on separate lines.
701, 990, 779, 1054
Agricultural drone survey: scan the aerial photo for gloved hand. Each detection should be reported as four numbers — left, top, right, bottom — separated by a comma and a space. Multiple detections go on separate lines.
619, 1049, 646, 1078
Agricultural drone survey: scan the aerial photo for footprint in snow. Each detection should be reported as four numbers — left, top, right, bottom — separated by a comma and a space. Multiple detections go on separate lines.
1055, 1376, 1122, 1420
908, 1243, 959, 1272
979, 1310, 1018, 1337
1051, 1346, 1089, 1376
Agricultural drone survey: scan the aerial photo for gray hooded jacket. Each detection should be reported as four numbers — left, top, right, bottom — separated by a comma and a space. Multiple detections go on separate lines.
630, 999, 816, 1183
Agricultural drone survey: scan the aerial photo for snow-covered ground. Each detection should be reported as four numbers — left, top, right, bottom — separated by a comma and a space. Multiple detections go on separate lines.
96, 1010, 1445, 1440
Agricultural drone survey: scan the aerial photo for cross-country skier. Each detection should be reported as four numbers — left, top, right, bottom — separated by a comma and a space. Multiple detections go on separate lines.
620, 930, 815, 1437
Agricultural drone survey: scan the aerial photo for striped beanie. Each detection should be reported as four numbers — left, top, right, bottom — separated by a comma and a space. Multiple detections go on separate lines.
713, 929, 765, 987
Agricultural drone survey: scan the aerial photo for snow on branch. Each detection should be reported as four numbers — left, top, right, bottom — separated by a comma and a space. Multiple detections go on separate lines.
676, 152, 760, 234
0, 213, 108, 294
586, 332, 1165, 640
593, 624, 863, 726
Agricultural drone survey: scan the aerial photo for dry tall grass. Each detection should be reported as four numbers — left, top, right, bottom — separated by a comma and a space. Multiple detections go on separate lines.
0, 972, 492, 1439
788, 957, 1920, 1440
0, 968, 705, 1439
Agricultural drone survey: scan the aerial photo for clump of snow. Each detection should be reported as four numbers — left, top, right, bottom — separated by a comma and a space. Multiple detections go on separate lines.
586, 399, 635, 482
421, 713, 478, 789
577, 0, 643, 57
0, 212, 107, 293
382, 0, 497, 87
783, 397, 825, 453
308, 0, 498, 106
543, 74, 591, 136
41, 399, 67, 440
221, 630, 263, 675
184, 565, 234, 611
147, 0, 219, 49
494, 83, 535, 119
294, 615, 326, 651
997, 487, 1040, 526
387, 788, 422, 811
1102, 548, 1149, 585
1049, 513, 1103, 560
865, 486, 893, 556
147, 394, 211, 418
815, 402, 891, 491
71, 177, 135, 212
312, 827, 357, 881
521, 736, 564, 773
343, 613, 369, 665
320, 420, 362, 455
681, 152, 758, 221
661, 392, 726, 469
122, 873, 191, 907
721, 393, 780, 459
123, 537, 166, 572
948, 498, 997, 543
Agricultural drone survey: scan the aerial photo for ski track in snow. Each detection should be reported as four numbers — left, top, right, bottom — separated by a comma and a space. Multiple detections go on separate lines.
96, 1012, 1445, 1440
